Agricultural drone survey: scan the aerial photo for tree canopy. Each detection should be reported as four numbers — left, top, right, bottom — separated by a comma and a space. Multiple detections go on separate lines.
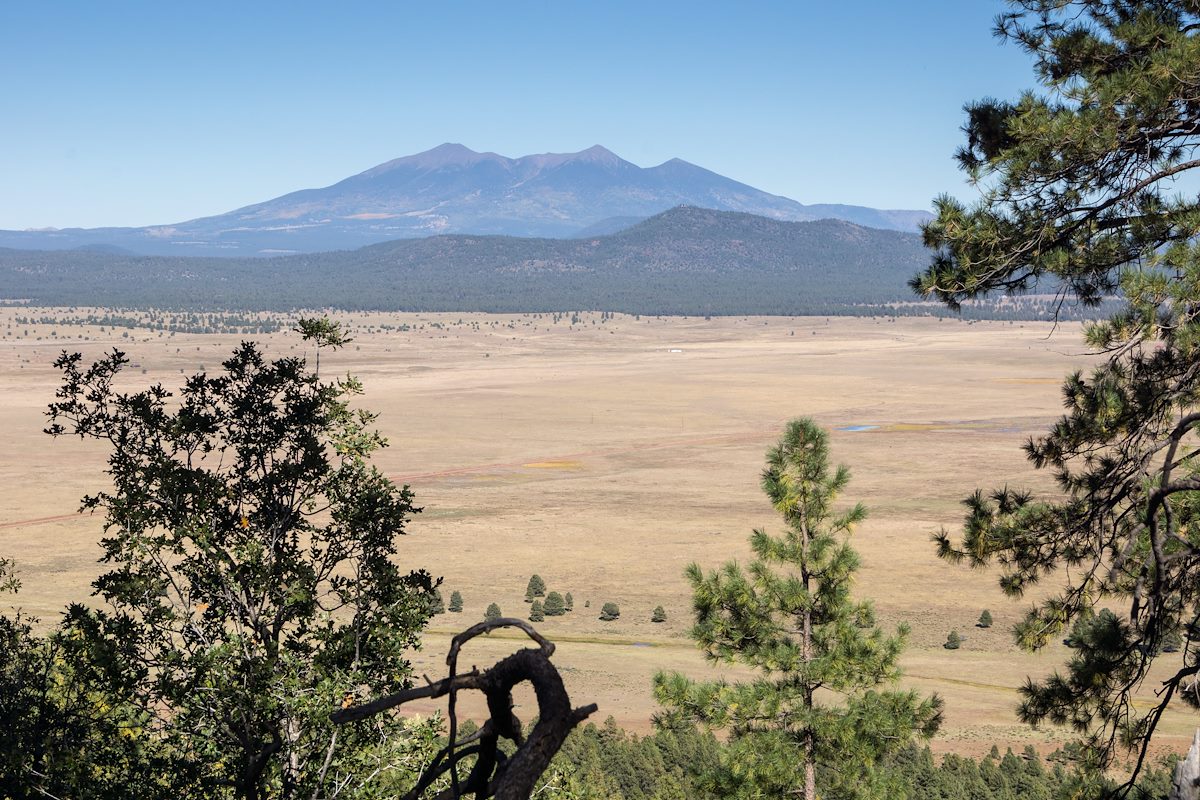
655, 419, 941, 800
525, 575, 546, 601
916, 1, 1200, 788
40, 319, 436, 800
544, 592, 567, 617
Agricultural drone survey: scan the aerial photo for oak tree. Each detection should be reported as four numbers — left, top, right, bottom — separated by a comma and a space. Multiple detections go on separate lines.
44, 320, 436, 800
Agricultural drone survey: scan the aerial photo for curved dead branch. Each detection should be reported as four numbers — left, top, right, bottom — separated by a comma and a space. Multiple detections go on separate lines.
331, 618, 596, 800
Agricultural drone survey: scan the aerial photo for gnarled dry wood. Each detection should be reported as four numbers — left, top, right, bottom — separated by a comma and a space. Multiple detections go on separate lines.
1171, 729, 1200, 800
331, 618, 597, 800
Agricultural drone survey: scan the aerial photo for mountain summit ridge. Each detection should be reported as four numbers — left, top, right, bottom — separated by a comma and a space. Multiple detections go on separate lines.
0, 144, 931, 256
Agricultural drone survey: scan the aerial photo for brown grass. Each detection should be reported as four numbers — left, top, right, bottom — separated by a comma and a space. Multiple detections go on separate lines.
0, 309, 1192, 759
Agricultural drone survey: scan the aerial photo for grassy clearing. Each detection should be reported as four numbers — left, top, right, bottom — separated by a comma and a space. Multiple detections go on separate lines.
0, 309, 1193, 757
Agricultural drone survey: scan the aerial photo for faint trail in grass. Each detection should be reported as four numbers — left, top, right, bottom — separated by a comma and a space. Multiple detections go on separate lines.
392, 418, 1047, 483
906, 672, 1018, 693
392, 427, 785, 482
0, 512, 83, 530
3, 416, 1043, 529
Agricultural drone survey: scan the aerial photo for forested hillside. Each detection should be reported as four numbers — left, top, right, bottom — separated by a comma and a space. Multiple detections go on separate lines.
0, 207, 932, 314
0, 207, 1092, 317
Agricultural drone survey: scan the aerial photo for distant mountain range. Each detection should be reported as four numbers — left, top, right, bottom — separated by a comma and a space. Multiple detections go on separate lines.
0, 144, 931, 256
0, 206, 932, 314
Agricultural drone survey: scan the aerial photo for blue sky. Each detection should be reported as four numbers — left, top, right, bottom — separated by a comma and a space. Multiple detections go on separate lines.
0, 1, 1034, 229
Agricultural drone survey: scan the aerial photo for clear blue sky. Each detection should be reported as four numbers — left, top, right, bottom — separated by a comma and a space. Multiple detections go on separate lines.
0, 1, 1034, 229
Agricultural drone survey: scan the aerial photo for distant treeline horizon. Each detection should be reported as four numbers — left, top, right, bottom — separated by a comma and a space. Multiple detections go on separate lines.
0, 207, 1108, 321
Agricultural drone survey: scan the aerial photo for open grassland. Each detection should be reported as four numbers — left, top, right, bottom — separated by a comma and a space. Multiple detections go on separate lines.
0, 308, 1193, 761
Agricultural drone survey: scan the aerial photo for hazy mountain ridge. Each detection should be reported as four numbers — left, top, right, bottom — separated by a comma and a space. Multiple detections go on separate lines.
0, 144, 931, 255
0, 207, 930, 314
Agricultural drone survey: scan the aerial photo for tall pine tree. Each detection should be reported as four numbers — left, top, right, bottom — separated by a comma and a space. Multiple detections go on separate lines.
654, 418, 941, 800
913, 2, 1200, 786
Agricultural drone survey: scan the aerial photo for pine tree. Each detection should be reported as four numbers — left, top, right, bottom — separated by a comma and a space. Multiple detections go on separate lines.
485, 603, 501, 622
448, 590, 463, 613
525, 574, 546, 602
652, 605, 667, 623
599, 603, 620, 622
544, 591, 566, 617
565, 592, 574, 612
977, 610, 992, 629
655, 418, 941, 800
944, 631, 962, 650
529, 600, 545, 623
913, 2, 1200, 780
428, 588, 445, 615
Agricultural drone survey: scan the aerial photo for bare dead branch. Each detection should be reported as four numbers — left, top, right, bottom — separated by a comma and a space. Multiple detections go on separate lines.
331, 621, 594, 800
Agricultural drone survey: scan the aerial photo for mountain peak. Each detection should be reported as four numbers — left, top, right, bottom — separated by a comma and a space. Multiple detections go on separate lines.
575, 144, 620, 162
362, 143, 502, 176
421, 142, 480, 160
0, 144, 933, 255
518, 144, 631, 171
650, 157, 710, 174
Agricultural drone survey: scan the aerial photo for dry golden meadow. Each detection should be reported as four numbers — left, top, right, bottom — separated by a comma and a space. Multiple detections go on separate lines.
0, 308, 1193, 760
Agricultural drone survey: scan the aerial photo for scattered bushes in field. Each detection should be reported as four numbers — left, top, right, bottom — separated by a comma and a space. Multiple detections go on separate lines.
545, 592, 567, 617
525, 574, 546, 602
